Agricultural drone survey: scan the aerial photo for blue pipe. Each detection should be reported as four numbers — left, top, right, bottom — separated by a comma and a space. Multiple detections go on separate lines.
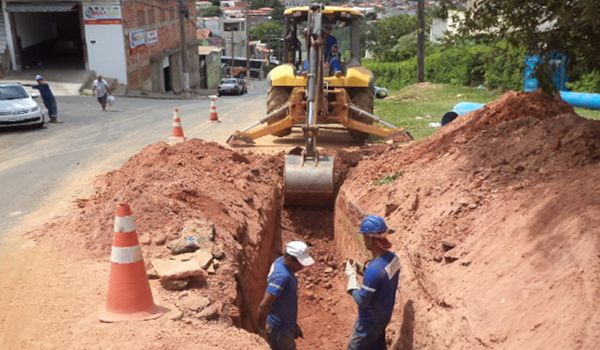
453, 102, 485, 115
559, 91, 600, 110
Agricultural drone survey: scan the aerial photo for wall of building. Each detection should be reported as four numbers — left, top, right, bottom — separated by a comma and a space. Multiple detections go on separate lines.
84, 24, 128, 83
121, 0, 199, 92
206, 51, 221, 89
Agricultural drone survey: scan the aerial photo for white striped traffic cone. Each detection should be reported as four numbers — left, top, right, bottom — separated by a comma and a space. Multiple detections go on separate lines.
99, 203, 163, 322
169, 108, 187, 141
209, 96, 220, 122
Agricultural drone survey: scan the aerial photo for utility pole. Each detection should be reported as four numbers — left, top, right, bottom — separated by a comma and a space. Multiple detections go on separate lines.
245, 9, 251, 79
230, 29, 235, 77
178, 0, 190, 92
417, 0, 425, 83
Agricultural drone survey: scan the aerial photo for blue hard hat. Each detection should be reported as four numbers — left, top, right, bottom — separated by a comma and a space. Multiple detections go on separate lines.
35, 75, 44, 81
359, 215, 389, 234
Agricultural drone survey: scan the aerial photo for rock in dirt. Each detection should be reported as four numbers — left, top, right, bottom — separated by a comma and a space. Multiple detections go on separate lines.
139, 233, 151, 245
442, 240, 456, 251
153, 233, 167, 246
195, 248, 214, 269
198, 303, 221, 320
181, 295, 211, 313
166, 307, 184, 321
211, 244, 225, 260
147, 266, 159, 279
152, 259, 209, 281
180, 219, 215, 247
160, 279, 190, 291
167, 236, 201, 255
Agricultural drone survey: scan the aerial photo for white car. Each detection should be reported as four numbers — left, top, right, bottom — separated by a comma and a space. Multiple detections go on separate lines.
0, 83, 44, 128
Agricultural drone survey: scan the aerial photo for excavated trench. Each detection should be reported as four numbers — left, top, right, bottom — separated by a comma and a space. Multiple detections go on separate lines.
233, 150, 410, 349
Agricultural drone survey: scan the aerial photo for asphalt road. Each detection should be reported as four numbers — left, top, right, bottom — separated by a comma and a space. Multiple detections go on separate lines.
0, 82, 269, 235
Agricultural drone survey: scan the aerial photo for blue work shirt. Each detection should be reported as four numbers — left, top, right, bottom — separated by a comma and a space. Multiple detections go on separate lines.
351, 252, 401, 326
266, 256, 298, 330
325, 35, 338, 60
32, 83, 54, 100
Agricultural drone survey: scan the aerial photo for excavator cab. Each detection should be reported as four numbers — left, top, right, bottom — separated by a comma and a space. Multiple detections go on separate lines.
228, 5, 412, 206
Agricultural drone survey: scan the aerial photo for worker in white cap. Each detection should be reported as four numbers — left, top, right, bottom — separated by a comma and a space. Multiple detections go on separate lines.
257, 241, 315, 350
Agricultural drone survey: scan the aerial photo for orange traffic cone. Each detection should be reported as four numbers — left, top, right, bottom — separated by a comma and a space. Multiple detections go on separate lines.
209, 96, 220, 122
169, 108, 187, 141
99, 203, 163, 322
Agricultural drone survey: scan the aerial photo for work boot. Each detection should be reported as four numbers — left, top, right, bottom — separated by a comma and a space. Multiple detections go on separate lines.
49, 117, 57, 123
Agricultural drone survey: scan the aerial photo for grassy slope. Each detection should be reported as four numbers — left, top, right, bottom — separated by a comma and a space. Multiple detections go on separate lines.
376, 83, 600, 140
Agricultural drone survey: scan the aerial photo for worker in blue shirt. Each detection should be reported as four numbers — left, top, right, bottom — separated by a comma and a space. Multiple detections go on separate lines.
257, 241, 315, 350
323, 24, 342, 75
345, 215, 401, 350
31, 75, 58, 123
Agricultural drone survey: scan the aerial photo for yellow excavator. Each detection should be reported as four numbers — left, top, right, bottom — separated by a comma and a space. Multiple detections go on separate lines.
228, 4, 411, 205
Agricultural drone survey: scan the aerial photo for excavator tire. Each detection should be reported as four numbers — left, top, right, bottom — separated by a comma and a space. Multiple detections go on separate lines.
267, 86, 293, 137
347, 87, 374, 142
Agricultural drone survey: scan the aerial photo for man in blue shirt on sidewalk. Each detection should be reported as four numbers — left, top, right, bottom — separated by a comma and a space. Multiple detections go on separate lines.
257, 241, 315, 350
345, 215, 401, 350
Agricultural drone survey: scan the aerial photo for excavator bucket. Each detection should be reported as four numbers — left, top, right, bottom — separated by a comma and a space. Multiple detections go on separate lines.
284, 153, 335, 206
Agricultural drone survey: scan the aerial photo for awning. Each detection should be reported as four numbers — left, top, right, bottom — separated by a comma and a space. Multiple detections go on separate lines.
5, 2, 77, 12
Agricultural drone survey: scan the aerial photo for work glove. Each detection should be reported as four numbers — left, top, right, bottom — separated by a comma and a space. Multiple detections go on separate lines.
345, 260, 359, 292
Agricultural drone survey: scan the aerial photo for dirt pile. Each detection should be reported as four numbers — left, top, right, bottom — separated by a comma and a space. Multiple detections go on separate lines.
337, 91, 600, 349
29, 139, 284, 348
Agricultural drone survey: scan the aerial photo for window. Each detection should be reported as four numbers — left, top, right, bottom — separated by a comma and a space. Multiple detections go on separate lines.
160, 8, 166, 22
137, 9, 146, 26
0, 85, 28, 100
148, 8, 155, 24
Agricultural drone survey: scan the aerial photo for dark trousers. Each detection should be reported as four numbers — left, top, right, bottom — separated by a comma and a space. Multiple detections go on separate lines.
42, 96, 57, 118
97, 93, 108, 109
348, 321, 387, 350
267, 326, 296, 350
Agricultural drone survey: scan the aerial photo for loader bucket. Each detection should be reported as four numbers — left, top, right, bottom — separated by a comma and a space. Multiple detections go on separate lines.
284, 154, 335, 206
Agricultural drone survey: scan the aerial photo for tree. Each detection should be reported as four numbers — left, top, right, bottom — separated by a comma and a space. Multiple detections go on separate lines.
200, 5, 223, 17
365, 15, 417, 62
251, 20, 284, 56
210, 0, 220, 6
451, 0, 600, 71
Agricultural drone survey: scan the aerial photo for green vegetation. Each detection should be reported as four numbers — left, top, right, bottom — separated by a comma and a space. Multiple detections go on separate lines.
199, 5, 222, 17
568, 71, 600, 94
375, 83, 600, 140
375, 172, 404, 186
251, 20, 284, 57
375, 84, 502, 140
364, 15, 417, 62
453, 0, 600, 72
365, 43, 525, 91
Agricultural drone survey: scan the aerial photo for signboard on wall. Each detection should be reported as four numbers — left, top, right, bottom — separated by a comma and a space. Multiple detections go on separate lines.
83, 4, 122, 25
146, 30, 159, 46
129, 29, 146, 49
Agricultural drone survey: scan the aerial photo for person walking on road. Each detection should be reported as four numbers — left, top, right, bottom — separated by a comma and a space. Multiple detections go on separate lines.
27, 75, 58, 123
257, 241, 315, 350
345, 215, 401, 350
92, 75, 111, 111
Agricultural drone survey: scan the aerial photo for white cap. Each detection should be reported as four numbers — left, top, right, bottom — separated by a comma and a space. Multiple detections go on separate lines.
286, 241, 315, 267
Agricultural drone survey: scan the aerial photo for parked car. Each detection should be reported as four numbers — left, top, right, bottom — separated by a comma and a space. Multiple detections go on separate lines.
0, 84, 44, 129
218, 78, 245, 96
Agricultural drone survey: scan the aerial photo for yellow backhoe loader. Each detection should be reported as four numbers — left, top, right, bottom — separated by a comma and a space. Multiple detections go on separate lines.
228, 4, 411, 206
